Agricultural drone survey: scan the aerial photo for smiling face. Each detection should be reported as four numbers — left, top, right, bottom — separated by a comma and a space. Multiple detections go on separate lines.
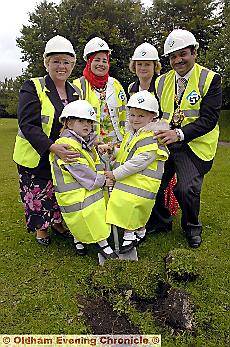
129, 107, 158, 131
90, 52, 109, 76
46, 54, 75, 82
135, 60, 155, 80
169, 47, 196, 76
67, 118, 93, 138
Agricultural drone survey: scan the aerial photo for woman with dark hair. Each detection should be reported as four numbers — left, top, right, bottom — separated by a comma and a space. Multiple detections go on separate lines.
73, 37, 127, 150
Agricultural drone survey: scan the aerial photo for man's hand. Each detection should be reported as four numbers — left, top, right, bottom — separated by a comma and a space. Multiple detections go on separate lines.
154, 129, 179, 145
49, 143, 80, 163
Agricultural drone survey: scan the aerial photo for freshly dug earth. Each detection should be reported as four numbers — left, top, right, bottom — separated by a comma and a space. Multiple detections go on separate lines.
78, 295, 140, 334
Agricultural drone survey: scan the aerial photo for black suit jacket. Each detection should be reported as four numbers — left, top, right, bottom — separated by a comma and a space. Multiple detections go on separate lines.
17, 74, 79, 178
170, 72, 222, 175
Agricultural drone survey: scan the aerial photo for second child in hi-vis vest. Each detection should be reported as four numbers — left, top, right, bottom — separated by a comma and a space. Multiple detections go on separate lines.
105, 91, 169, 254
49, 100, 117, 259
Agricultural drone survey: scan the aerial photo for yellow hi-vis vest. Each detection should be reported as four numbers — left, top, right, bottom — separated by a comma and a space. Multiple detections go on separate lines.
72, 76, 126, 141
155, 63, 219, 161
49, 136, 110, 243
13, 77, 56, 168
106, 131, 168, 230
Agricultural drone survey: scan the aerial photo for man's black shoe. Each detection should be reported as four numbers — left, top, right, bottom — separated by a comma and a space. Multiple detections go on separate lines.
187, 235, 202, 248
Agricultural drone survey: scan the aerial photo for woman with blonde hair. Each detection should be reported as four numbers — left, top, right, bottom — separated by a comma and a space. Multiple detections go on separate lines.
128, 42, 161, 99
128, 42, 179, 232
13, 35, 80, 246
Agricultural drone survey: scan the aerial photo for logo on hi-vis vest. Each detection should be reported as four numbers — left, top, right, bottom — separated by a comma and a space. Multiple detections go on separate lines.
186, 90, 200, 105
118, 91, 125, 101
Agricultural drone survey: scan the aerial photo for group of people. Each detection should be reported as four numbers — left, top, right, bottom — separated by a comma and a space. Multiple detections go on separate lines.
13, 29, 222, 259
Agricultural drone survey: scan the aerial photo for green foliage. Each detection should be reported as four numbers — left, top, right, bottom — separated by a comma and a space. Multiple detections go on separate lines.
165, 248, 200, 282
206, 1, 230, 106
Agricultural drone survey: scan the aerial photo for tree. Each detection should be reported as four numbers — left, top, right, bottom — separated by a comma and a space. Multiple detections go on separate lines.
206, 0, 230, 107
16, 0, 152, 88
146, 0, 220, 72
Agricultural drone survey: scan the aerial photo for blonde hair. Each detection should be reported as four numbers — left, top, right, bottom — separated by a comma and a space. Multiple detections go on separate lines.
44, 54, 76, 71
129, 60, 162, 75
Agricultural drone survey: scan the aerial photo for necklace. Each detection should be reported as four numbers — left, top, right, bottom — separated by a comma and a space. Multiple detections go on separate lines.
171, 94, 185, 128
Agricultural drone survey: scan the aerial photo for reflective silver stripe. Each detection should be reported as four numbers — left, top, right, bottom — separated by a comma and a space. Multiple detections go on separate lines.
163, 112, 170, 120
18, 128, 25, 138
198, 69, 209, 97
115, 182, 156, 200
157, 75, 166, 99
136, 137, 156, 148
183, 109, 199, 118
59, 190, 104, 213
80, 76, 86, 99
38, 77, 45, 90
53, 157, 82, 193
141, 161, 164, 180
158, 144, 168, 154
113, 162, 120, 169
118, 105, 126, 112
41, 115, 49, 124
68, 82, 82, 98
96, 163, 104, 170
119, 121, 126, 126
126, 147, 136, 161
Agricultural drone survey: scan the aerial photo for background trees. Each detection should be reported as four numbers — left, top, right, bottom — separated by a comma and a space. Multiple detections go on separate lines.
0, 0, 229, 116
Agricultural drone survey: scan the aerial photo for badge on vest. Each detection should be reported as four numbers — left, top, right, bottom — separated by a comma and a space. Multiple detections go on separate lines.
186, 90, 200, 105
118, 91, 125, 101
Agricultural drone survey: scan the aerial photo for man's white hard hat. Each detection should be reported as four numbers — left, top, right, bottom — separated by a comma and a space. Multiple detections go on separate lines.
132, 43, 159, 61
164, 29, 199, 56
127, 90, 159, 115
83, 37, 111, 61
43, 35, 76, 58
59, 100, 98, 123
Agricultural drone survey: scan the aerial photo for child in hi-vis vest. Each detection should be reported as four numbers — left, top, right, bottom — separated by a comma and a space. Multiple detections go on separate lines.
50, 100, 117, 259
105, 91, 169, 254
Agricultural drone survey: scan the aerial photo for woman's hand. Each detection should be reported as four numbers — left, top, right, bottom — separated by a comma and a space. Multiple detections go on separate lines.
49, 143, 80, 162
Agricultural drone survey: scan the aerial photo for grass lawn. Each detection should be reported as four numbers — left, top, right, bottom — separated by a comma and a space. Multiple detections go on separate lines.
0, 118, 229, 346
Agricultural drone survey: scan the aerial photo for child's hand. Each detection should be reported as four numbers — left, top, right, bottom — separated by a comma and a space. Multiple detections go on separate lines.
104, 171, 115, 180
105, 178, 114, 187
98, 143, 113, 154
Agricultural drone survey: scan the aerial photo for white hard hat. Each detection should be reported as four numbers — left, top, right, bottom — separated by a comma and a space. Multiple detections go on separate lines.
43, 35, 76, 58
164, 29, 199, 56
127, 90, 159, 115
132, 43, 159, 61
83, 37, 111, 61
59, 100, 98, 123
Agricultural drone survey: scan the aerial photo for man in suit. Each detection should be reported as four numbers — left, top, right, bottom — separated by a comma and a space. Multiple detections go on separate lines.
147, 29, 222, 248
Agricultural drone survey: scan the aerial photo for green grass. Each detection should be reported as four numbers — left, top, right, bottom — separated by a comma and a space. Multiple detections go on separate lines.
0, 118, 230, 346
219, 109, 230, 142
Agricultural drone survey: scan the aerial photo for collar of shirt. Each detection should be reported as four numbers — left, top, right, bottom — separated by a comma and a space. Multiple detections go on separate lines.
175, 66, 194, 83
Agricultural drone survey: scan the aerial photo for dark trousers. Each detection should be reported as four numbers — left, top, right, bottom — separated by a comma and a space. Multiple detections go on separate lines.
149, 144, 203, 232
